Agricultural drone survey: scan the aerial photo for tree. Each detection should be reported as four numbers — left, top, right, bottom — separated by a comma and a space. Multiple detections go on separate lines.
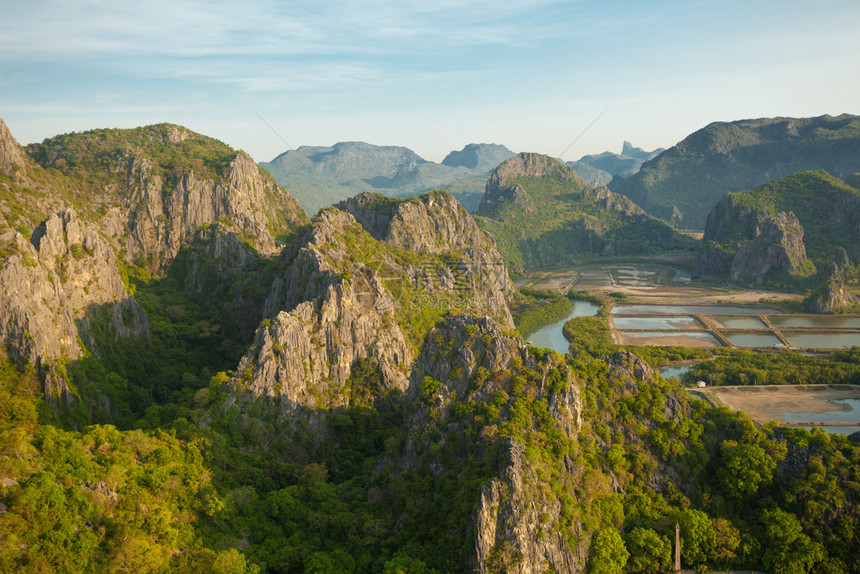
587, 528, 629, 574
718, 440, 776, 498
676, 509, 716, 566
626, 527, 671, 572
760, 508, 824, 574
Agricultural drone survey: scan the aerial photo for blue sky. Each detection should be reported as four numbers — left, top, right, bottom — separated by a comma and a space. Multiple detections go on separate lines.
2, 0, 859, 163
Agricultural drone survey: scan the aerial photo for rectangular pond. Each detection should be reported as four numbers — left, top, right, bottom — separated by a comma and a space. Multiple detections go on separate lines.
612, 304, 782, 316
714, 317, 768, 330
658, 364, 695, 379
780, 398, 860, 423
619, 331, 719, 348
769, 316, 860, 329
613, 316, 700, 330
784, 332, 860, 349
725, 332, 785, 348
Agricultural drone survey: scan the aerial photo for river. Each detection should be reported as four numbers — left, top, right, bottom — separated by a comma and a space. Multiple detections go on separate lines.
527, 301, 600, 354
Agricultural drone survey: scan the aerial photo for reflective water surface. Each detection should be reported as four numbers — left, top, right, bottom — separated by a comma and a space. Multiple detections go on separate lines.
528, 301, 600, 354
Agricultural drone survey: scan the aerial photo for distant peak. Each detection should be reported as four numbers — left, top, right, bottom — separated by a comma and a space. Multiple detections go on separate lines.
441, 143, 515, 171
621, 141, 665, 160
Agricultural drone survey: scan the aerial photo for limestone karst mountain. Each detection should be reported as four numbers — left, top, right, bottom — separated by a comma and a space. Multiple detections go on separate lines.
694, 171, 860, 283
2, 117, 859, 574
0, 120, 308, 412
475, 152, 695, 271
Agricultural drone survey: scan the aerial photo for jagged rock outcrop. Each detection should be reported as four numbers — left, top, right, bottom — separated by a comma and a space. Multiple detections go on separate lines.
19, 123, 307, 274
0, 117, 26, 176
400, 315, 586, 573
472, 440, 587, 574
0, 209, 148, 409
110, 149, 304, 270
2, 121, 313, 407
694, 193, 814, 283
807, 262, 853, 313
231, 191, 517, 423
231, 278, 411, 415
339, 190, 515, 325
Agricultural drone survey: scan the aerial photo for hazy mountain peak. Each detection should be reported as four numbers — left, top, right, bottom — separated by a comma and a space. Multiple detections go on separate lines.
621, 140, 665, 160
441, 143, 515, 171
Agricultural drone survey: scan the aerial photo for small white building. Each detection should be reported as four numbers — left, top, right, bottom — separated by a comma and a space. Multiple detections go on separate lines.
696, 381, 707, 388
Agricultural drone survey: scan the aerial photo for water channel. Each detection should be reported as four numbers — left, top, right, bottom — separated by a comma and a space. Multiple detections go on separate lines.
527, 301, 599, 354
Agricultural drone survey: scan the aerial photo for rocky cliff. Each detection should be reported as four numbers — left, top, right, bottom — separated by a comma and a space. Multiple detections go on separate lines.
694, 194, 813, 283
0, 119, 308, 411
0, 118, 26, 176
0, 209, 148, 410
400, 315, 587, 573
806, 262, 854, 314
24, 124, 307, 272
694, 171, 860, 286
228, 189, 515, 426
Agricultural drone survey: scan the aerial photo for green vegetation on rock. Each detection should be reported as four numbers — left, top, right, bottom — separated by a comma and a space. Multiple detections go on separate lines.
475, 153, 695, 272
616, 114, 860, 229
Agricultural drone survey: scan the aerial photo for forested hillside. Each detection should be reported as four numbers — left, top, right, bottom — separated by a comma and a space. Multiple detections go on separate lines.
260, 142, 514, 215
615, 114, 860, 229
694, 171, 860, 310
475, 153, 695, 271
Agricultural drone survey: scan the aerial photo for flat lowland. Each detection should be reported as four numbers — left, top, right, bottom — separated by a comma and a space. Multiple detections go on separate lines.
525, 262, 803, 305
706, 385, 860, 425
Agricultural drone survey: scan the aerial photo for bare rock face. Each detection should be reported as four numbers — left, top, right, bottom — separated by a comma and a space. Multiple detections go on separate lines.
0, 209, 148, 409
0, 117, 26, 176
339, 190, 515, 327
230, 192, 519, 438
808, 262, 853, 313
695, 194, 814, 282
472, 440, 587, 574
113, 150, 304, 270
231, 278, 412, 414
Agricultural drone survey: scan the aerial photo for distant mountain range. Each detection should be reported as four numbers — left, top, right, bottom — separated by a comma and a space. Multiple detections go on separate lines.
567, 141, 665, 188
260, 142, 515, 215
614, 114, 860, 230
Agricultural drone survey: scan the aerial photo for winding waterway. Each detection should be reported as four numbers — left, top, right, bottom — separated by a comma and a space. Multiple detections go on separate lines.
527, 301, 599, 354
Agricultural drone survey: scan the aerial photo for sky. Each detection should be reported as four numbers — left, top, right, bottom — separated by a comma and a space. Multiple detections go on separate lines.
2, 0, 859, 164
